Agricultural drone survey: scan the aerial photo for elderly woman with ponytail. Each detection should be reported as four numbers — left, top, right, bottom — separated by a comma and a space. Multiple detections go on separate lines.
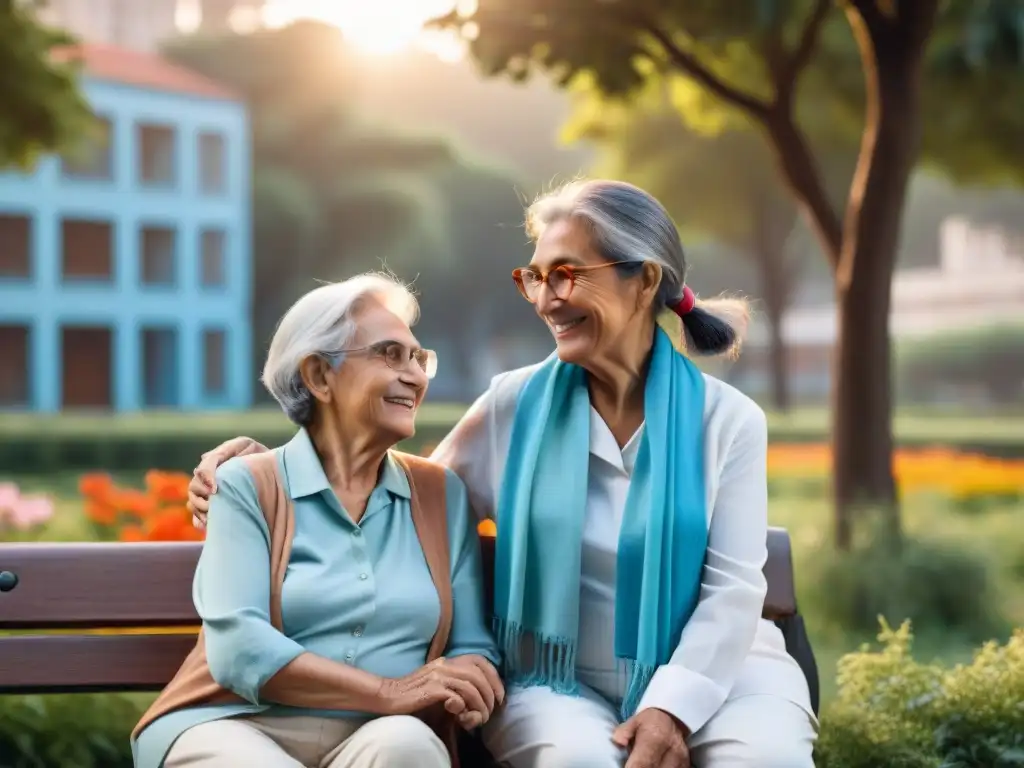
189, 180, 816, 767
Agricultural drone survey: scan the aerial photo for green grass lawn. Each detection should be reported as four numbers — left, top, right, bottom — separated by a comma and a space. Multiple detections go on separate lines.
6, 469, 1022, 708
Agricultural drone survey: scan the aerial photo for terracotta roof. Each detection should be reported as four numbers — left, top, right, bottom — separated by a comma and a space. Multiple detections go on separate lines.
53, 43, 239, 101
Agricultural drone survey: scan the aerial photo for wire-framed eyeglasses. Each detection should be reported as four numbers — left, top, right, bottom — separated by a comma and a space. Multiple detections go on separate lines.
324, 340, 437, 380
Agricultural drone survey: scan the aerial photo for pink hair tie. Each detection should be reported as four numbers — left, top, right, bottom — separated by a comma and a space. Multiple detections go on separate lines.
672, 285, 696, 316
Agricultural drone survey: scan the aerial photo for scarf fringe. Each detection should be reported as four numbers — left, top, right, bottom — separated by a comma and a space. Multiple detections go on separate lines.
620, 659, 657, 720
495, 618, 657, 717
494, 617, 578, 695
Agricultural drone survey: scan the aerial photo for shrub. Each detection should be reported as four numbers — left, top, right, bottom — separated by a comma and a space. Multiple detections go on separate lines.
896, 323, 1024, 406
0, 693, 149, 767
816, 622, 1024, 768
805, 532, 1004, 640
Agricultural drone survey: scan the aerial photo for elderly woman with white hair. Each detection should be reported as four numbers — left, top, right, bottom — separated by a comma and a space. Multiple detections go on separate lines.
130, 274, 502, 768
190, 179, 817, 767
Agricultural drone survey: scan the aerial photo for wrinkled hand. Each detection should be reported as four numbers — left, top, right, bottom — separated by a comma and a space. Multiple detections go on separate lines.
612, 708, 690, 768
378, 656, 504, 729
445, 655, 505, 730
188, 436, 269, 528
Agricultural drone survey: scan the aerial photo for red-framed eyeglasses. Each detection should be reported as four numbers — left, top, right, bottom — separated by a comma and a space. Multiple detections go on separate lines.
511, 261, 633, 303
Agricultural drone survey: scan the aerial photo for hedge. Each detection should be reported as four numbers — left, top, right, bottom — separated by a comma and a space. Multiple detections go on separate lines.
1, 406, 1022, 475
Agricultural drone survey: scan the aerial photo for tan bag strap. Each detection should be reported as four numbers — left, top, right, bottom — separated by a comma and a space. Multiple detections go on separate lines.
391, 451, 452, 661
243, 451, 294, 632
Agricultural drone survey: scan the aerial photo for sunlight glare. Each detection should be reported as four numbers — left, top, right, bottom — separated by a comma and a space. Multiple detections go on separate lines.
264, 0, 464, 57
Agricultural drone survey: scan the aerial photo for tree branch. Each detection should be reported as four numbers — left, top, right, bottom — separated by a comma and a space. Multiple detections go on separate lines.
774, 0, 832, 104
642, 24, 772, 120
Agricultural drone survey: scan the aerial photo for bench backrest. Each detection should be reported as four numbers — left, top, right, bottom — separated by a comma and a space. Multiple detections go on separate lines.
0, 528, 797, 694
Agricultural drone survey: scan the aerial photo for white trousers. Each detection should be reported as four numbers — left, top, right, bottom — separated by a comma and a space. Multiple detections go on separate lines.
482, 684, 817, 768
163, 714, 449, 768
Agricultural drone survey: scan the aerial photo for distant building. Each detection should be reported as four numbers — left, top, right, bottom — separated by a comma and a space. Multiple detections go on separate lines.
39, 0, 179, 53
38, 1, 268, 52
736, 217, 1024, 401
0, 44, 252, 412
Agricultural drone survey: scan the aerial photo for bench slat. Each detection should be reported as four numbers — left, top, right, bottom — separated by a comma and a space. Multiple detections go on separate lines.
0, 634, 197, 693
0, 542, 200, 629
0, 530, 797, 630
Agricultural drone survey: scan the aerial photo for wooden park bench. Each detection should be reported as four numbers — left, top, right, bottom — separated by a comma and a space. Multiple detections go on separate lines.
0, 527, 818, 761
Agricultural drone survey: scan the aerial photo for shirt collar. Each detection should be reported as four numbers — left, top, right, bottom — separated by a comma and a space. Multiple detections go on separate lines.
280, 428, 411, 501
588, 406, 643, 476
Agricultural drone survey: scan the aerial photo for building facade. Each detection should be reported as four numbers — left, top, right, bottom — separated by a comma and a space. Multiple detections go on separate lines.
735, 217, 1024, 402
39, 0, 179, 53
0, 45, 251, 412
39, 0, 269, 52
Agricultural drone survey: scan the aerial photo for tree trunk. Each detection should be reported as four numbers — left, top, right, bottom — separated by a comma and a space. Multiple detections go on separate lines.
752, 199, 796, 413
760, 5, 938, 549
829, 8, 937, 551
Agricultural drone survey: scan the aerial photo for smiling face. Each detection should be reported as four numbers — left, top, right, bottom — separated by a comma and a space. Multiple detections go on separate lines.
529, 217, 661, 367
302, 298, 429, 444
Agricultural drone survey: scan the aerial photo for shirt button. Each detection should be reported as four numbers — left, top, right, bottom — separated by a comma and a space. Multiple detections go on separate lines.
353, 626, 364, 637
352, 528, 362, 537
359, 573, 368, 581
345, 651, 355, 662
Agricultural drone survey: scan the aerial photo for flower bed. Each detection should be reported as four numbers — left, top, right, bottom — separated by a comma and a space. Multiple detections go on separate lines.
768, 444, 1024, 509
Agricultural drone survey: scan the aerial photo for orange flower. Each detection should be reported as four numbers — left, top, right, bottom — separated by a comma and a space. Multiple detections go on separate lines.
146, 508, 193, 541
119, 525, 146, 542
145, 471, 190, 504
84, 499, 117, 525
79, 473, 114, 500
113, 489, 156, 519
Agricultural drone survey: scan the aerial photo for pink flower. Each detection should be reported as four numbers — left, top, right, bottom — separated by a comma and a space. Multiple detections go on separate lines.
0, 483, 54, 531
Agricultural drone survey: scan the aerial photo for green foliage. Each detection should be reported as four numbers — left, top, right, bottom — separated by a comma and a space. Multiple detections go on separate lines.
0, 693, 147, 768
897, 324, 1024, 406
164, 23, 462, 390
0, 1, 93, 169
816, 622, 1024, 768
165, 22, 540, 397
805, 531, 1005, 641
436, 1, 1024, 184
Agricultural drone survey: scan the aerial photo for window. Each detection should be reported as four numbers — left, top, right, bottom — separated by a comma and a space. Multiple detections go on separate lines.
198, 131, 226, 194
199, 229, 227, 287
61, 326, 112, 409
62, 115, 114, 180
137, 123, 177, 186
141, 327, 180, 407
139, 226, 177, 286
61, 219, 114, 282
0, 325, 30, 407
202, 328, 226, 396
0, 214, 31, 278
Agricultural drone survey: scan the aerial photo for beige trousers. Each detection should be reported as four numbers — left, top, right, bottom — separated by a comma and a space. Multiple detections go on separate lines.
163, 714, 450, 768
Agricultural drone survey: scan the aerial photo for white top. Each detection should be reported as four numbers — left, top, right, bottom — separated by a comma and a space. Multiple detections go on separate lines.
431, 364, 813, 734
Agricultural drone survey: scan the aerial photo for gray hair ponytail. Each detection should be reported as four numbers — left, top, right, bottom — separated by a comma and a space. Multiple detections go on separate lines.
526, 179, 748, 356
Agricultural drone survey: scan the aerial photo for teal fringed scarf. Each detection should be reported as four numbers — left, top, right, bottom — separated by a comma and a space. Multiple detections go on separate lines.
493, 328, 708, 719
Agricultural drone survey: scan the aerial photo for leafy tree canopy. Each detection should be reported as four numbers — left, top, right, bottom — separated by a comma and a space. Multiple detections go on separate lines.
436, 0, 1024, 189
0, 0, 92, 169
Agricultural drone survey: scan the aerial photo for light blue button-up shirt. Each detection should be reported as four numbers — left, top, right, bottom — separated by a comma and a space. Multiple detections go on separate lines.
133, 429, 498, 767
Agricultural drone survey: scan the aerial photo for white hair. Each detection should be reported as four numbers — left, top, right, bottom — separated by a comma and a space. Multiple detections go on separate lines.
527, 179, 749, 357
262, 273, 419, 425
